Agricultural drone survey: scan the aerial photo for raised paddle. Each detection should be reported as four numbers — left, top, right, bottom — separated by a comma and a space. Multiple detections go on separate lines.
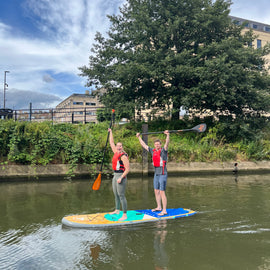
140, 123, 207, 135
92, 109, 115, 190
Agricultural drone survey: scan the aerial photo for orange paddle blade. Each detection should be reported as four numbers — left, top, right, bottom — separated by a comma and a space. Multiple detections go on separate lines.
92, 173, 102, 190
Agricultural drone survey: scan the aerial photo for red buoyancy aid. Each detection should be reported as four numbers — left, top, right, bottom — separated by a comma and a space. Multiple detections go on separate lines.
112, 152, 128, 172
152, 148, 166, 174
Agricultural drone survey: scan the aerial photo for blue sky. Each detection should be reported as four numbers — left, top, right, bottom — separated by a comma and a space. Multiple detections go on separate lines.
0, 0, 269, 109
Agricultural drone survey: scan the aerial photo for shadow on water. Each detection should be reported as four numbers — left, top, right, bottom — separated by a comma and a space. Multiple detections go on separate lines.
0, 173, 270, 269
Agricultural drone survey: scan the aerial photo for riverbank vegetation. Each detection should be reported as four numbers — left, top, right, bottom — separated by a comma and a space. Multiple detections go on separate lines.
0, 119, 269, 169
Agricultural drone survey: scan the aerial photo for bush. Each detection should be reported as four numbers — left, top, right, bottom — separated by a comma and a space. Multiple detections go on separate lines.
0, 118, 269, 168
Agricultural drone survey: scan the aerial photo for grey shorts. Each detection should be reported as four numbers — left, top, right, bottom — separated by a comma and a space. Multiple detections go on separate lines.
153, 174, 167, 191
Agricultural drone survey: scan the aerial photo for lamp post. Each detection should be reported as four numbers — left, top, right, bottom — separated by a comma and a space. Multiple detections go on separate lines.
4, 71, 10, 109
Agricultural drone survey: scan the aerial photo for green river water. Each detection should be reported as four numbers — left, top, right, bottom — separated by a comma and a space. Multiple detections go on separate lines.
0, 173, 270, 270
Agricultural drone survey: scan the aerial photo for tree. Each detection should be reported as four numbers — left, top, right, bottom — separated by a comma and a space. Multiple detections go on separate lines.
79, 0, 270, 121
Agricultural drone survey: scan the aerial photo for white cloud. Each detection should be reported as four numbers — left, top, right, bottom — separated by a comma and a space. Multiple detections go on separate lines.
0, 0, 125, 109
1, 0, 267, 110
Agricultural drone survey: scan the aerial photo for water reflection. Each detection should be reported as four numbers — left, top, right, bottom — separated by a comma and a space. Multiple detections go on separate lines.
90, 244, 101, 261
154, 222, 168, 270
0, 174, 270, 270
233, 163, 238, 182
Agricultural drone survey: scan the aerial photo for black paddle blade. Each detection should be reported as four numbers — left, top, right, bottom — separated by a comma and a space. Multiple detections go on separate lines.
191, 123, 207, 133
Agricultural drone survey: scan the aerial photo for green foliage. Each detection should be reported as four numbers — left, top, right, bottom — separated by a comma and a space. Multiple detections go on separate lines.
217, 116, 270, 142
233, 139, 270, 161
80, 0, 270, 122
3, 121, 104, 166
0, 120, 17, 161
0, 119, 269, 170
96, 108, 111, 122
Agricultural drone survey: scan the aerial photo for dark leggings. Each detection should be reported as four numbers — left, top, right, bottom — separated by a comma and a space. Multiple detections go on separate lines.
112, 172, 127, 213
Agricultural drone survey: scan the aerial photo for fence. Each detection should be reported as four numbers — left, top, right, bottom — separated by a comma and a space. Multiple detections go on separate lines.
1, 104, 269, 124
0, 104, 105, 124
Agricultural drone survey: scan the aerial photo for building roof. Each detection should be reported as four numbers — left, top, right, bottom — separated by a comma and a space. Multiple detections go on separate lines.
229, 15, 270, 33
56, 91, 97, 108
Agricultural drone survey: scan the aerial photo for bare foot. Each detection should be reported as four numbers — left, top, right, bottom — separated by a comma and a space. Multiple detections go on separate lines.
158, 211, 168, 216
152, 208, 162, 212
110, 210, 120, 215
118, 214, 127, 221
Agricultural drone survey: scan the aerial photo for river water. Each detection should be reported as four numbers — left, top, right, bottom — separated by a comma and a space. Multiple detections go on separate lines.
0, 173, 269, 270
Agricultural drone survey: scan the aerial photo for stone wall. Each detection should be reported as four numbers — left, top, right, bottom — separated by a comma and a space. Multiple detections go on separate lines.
0, 161, 269, 181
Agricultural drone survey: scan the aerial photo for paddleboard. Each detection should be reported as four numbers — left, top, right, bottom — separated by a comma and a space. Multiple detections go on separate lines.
61, 208, 196, 228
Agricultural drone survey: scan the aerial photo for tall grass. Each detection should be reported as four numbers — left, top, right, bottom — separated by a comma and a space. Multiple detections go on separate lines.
0, 119, 269, 169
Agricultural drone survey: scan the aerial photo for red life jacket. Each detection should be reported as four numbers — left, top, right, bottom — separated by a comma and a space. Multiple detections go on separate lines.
152, 148, 166, 174
112, 152, 128, 172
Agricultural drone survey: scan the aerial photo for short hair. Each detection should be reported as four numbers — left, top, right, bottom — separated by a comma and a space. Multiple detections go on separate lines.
154, 139, 161, 144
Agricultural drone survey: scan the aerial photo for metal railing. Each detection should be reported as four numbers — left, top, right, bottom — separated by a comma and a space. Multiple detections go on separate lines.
0, 104, 105, 124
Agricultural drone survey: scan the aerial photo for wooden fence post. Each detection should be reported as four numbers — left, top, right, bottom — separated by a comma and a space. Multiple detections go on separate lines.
142, 124, 148, 176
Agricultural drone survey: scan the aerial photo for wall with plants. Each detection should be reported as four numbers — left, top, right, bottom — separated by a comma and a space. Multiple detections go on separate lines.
0, 119, 269, 170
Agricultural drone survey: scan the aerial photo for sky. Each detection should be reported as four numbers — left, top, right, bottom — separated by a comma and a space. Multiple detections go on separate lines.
0, 0, 269, 110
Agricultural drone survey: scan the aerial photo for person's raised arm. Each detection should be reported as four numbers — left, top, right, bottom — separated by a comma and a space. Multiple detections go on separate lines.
164, 130, 170, 151
108, 128, 117, 153
136, 133, 149, 152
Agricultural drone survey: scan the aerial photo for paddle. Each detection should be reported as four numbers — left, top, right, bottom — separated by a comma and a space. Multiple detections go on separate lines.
140, 123, 207, 135
92, 109, 115, 191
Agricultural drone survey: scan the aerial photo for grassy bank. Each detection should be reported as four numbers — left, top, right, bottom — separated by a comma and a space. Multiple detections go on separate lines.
0, 119, 269, 170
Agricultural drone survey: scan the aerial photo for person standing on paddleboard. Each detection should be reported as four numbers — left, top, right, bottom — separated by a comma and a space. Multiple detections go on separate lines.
108, 128, 130, 221
136, 130, 170, 216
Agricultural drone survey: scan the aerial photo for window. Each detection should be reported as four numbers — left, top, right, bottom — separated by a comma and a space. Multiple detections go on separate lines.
257, 39, 262, 49
73, 102, 83, 105
264, 26, 270, 32
252, 24, 258, 29
85, 102, 96, 106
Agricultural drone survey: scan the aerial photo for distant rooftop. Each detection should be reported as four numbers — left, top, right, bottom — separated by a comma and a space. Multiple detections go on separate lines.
69, 93, 94, 98
56, 90, 96, 108
229, 15, 270, 33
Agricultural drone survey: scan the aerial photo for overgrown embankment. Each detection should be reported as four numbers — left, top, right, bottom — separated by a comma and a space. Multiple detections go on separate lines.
0, 119, 269, 172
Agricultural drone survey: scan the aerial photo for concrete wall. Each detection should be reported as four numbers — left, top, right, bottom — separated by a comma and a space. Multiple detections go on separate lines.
0, 161, 269, 181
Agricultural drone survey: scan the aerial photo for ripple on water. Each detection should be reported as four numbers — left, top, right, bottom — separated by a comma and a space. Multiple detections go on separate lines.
1, 175, 270, 270
0, 224, 108, 269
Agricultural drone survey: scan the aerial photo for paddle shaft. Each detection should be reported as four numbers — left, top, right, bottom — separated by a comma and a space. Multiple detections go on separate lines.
99, 111, 115, 172
141, 123, 207, 135
141, 129, 193, 135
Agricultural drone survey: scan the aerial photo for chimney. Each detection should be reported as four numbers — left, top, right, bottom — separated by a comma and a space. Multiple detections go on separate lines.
85, 90, 90, 95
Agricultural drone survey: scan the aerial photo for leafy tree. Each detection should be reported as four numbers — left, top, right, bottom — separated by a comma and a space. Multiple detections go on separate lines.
80, 0, 270, 121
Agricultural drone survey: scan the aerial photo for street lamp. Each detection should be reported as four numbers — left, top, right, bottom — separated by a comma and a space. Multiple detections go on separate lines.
3, 71, 10, 109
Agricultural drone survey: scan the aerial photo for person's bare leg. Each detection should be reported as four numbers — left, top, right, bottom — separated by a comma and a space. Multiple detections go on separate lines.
152, 189, 162, 211
158, 190, 167, 215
